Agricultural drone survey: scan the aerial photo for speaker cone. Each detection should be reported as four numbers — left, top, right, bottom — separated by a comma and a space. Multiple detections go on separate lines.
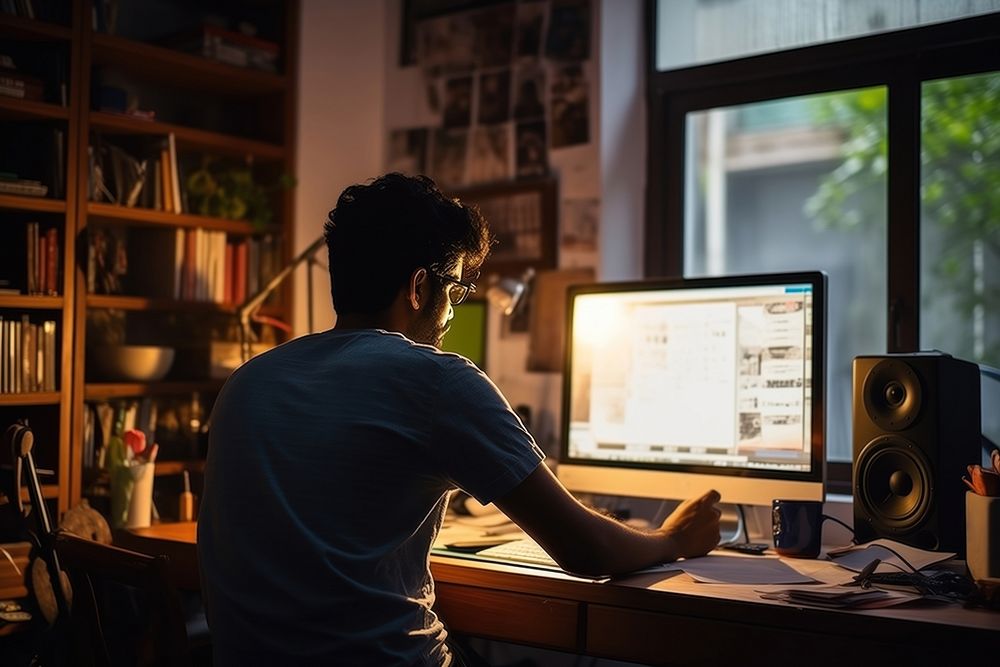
855, 435, 932, 533
862, 359, 922, 431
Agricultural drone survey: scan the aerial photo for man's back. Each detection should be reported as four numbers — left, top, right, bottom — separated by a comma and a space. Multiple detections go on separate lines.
198, 329, 542, 665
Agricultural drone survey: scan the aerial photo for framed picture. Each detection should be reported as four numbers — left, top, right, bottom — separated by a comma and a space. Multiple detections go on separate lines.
449, 177, 557, 278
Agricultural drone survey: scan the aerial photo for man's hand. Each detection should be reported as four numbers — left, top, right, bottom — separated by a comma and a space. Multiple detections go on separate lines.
658, 489, 722, 559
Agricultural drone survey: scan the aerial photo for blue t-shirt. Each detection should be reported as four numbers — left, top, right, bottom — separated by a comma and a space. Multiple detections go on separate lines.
198, 329, 544, 665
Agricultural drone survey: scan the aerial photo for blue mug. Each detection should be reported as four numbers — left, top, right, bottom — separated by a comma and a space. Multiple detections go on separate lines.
771, 499, 829, 558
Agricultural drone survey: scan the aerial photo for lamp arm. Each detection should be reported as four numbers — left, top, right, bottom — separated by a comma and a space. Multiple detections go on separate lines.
238, 234, 326, 362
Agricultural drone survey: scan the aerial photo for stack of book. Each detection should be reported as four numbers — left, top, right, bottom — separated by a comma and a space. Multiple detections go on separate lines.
24, 222, 60, 295
0, 68, 43, 101
0, 173, 48, 197
167, 23, 279, 73
125, 229, 280, 304
0, 315, 58, 394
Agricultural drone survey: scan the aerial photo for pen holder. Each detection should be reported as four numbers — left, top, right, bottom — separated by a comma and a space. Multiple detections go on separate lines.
110, 462, 155, 529
966, 491, 1000, 583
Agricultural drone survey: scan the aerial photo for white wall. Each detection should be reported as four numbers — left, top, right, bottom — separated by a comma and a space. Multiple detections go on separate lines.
292, 0, 388, 336
293, 1, 646, 447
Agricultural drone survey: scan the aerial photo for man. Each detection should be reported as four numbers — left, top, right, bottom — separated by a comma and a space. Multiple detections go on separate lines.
198, 174, 721, 665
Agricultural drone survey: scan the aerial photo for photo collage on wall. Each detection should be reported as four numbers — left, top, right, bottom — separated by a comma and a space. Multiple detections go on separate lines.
387, 0, 592, 189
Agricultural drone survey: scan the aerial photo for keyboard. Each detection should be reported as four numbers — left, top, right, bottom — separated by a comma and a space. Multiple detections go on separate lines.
475, 538, 559, 568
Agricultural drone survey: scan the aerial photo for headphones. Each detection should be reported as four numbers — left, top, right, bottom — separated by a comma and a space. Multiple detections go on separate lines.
6, 420, 71, 626
7, 421, 34, 518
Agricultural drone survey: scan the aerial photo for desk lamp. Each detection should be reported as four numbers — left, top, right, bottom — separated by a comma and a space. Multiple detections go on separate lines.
486, 267, 535, 316
236, 235, 326, 363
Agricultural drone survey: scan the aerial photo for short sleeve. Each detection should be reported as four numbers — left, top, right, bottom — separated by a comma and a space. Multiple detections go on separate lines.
430, 356, 545, 504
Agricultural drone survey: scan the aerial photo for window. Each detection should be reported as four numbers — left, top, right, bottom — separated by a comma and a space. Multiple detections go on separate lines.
683, 90, 888, 463
648, 7, 1000, 482
655, 0, 1000, 72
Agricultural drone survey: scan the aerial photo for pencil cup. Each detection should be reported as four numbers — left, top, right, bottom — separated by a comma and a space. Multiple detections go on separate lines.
126, 462, 155, 529
966, 491, 1000, 583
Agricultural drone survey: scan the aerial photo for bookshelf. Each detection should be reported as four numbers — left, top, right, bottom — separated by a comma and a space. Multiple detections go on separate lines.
0, 0, 79, 518
1, 0, 298, 521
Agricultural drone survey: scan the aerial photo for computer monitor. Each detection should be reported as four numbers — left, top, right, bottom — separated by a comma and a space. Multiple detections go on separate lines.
440, 300, 488, 369
557, 272, 826, 506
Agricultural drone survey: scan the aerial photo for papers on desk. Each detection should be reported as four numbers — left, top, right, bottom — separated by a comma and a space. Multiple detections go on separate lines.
636, 554, 817, 585
757, 584, 920, 609
825, 539, 955, 574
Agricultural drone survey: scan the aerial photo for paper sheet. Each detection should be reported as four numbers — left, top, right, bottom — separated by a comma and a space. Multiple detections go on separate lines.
826, 539, 955, 574
756, 584, 920, 609
636, 555, 817, 585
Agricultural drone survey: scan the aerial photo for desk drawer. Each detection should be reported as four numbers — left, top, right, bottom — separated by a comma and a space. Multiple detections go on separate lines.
586, 605, 955, 667
435, 582, 580, 651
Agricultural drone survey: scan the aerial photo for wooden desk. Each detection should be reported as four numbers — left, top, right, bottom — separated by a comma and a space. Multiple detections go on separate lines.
117, 523, 1000, 666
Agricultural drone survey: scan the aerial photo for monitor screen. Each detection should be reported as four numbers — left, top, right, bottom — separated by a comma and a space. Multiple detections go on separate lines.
440, 300, 488, 369
557, 272, 826, 506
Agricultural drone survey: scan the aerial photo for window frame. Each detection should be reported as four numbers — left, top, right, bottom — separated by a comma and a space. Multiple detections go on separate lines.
644, 7, 1000, 491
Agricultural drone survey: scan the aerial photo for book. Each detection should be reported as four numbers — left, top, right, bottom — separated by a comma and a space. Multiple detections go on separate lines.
50, 128, 65, 200
160, 146, 172, 213
45, 227, 58, 295
0, 179, 48, 197
42, 320, 55, 391
167, 133, 181, 214
233, 239, 248, 305
173, 228, 184, 299
21, 315, 33, 392
37, 230, 46, 294
224, 241, 234, 304
0, 71, 44, 101
1, 317, 6, 393
166, 23, 280, 73
26, 222, 36, 294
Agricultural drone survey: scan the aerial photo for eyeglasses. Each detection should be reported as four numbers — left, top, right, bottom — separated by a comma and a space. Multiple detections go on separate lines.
431, 271, 477, 306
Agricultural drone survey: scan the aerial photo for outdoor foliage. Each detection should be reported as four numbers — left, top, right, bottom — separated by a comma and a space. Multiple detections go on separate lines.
805, 75, 1000, 364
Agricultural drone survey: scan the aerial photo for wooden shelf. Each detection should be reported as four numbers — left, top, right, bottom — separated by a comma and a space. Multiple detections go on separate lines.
0, 192, 67, 213
87, 202, 278, 235
0, 294, 64, 309
0, 1, 297, 518
89, 111, 286, 161
0, 392, 61, 406
85, 380, 225, 400
91, 34, 287, 96
87, 294, 237, 312
154, 460, 206, 477
20, 484, 61, 501
0, 95, 71, 121
0, 14, 72, 40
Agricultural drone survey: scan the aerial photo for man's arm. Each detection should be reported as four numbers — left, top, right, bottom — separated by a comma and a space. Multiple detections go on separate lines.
493, 464, 721, 577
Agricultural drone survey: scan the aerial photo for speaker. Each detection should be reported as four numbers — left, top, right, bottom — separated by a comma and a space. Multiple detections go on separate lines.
853, 352, 980, 554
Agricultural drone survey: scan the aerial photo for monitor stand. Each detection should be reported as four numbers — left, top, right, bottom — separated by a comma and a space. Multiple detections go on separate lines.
719, 503, 750, 545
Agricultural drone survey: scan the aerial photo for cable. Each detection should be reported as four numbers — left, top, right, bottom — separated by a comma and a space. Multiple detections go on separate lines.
863, 542, 920, 573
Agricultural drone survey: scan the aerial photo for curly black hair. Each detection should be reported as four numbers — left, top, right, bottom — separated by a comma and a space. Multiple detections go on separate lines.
324, 173, 493, 315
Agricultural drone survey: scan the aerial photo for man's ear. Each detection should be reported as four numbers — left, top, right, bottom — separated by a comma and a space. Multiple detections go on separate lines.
409, 268, 428, 311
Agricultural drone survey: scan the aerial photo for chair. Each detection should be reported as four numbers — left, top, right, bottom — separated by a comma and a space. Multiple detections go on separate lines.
53, 531, 193, 667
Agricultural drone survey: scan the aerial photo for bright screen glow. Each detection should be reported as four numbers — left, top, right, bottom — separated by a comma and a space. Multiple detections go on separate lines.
566, 281, 817, 475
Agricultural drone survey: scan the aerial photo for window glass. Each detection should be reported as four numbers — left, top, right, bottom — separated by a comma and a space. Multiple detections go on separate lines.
657, 0, 1000, 71
920, 72, 1000, 443
684, 88, 888, 462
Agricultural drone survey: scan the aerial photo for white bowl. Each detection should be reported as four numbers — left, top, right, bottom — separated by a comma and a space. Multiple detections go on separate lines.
90, 345, 175, 382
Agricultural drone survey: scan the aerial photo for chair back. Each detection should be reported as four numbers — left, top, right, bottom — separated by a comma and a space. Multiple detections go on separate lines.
54, 531, 192, 667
